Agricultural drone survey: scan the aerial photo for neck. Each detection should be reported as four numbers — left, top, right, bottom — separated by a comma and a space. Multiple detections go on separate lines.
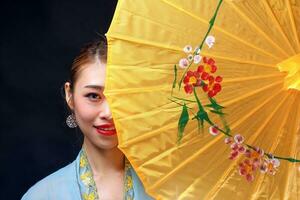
82, 137, 125, 176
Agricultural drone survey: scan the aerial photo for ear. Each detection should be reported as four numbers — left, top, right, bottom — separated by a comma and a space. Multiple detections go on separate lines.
64, 82, 74, 110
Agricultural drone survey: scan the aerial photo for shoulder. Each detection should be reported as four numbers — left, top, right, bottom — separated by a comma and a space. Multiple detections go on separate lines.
21, 161, 80, 200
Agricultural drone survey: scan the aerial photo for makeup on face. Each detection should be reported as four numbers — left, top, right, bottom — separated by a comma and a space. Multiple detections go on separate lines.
82, 85, 117, 136
94, 124, 116, 136
71, 61, 119, 149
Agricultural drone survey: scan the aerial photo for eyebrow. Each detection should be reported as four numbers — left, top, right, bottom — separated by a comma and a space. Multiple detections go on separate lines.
84, 85, 105, 90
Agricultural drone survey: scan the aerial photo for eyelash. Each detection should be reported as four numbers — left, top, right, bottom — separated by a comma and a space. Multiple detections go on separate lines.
85, 93, 101, 101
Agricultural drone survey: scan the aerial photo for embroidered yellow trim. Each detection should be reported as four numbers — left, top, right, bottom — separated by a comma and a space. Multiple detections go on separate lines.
83, 193, 97, 200
78, 149, 134, 200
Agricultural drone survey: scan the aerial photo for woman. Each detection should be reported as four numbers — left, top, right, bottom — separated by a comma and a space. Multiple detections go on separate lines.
22, 39, 154, 200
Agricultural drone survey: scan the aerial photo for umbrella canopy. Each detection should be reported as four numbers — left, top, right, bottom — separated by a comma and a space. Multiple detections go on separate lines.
105, 0, 300, 199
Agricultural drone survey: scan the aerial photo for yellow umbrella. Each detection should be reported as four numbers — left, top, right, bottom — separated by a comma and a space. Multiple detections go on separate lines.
105, 0, 300, 199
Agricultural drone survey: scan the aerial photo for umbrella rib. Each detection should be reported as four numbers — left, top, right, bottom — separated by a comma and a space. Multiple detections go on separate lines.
140, 122, 211, 168
222, 73, 284, 84
149, 91, 288, 192
138, 111, 223, 168
179, 90, 283, 199
117, 99, 194, 123
286, 0, 300, 52
120, 121, 178, 147
109, 64, 177, 71
148, 128, 228, 191
183, 90, 283, 199
178, 88, 283, 150
132, 88, 284, 195
203, 53, 276, 67
224, 0, 290, 58
282, 92, 300, 200
238, 93, 289, 142
108, 32, 182, 51
122, 81, 283, 147
161, 0, 282, 61
108, 73, 283, 96
109, 1, 283, 62
109, 32, 279, 67
228, 89, 284, 130
176, 174, 204, 200
250, 92, 296, 200
105, 85, 170, 95
222, 80, 283, 107
201, 89, 284, 161
205, 92, 290, 199
262, 0, 297, 54
109, 32, 280, 67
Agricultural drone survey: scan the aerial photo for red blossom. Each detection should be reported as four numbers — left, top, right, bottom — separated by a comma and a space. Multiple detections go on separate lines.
182, 57, 222, 97
202, 76, 222, 98
238, 159, 257, 182
224, 137, 232, 144
183, 70, 201, 94
203, 57, 217, 73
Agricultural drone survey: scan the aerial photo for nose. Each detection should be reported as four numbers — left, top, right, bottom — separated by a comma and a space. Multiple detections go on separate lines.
98, 98, 113, 121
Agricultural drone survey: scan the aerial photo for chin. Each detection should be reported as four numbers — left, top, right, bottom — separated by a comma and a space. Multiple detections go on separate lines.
83, 129, 119, 150
97, 142, 118, 150
91, 137, 119, 150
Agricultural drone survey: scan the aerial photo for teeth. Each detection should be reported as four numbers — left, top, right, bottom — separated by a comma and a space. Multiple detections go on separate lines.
100, 127, 115, 131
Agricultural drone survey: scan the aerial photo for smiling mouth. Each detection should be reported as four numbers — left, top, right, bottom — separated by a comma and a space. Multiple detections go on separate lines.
98, 127, 115, 130
94, 125, 116, 136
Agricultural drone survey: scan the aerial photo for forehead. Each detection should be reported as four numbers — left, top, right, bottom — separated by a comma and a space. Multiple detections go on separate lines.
75, 61, 106, 88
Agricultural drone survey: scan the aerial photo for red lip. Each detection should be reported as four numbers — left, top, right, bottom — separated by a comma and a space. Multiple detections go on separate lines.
94, 124, 116, 136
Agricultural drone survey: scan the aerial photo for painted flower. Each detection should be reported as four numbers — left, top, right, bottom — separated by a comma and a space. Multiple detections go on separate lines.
195, 47, 201, 54
227, 134, 247, 160
197, 57, 217, 74
238, 160, 255, 182
193, 55, 202, 64
224, 137, 232, 144
187, 54, 194, 61
271, 158, 280, 168
266, 158, 280, 175
205, 35, 215, 48
250, 147, 264, 159
229, 150, 239, 160
259, 161, 269, 173
234, 134, 245, 144
225, 136, 282, 181
179, 58, 189, 69
202, 75, 222, 98
183, 70, 201, 94
209, 126, 219, 136
230, 142, 239, 151
183, 45, 193, 53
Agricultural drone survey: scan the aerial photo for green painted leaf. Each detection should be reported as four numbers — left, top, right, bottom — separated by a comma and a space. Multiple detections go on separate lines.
172, 65, 177, 90
210, 110, 225, 115
193, 87, 205, 112
178, 103, 189, 143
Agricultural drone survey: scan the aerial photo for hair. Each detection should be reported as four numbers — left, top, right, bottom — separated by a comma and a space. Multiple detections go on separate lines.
62, 38, 107, 144
69, 38, 107, 91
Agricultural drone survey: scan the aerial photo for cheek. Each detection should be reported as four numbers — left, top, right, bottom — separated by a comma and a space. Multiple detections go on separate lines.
74, 97, 98, 123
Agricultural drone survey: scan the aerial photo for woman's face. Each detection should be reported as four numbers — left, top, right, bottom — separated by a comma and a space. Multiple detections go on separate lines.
65, 60, 118, 150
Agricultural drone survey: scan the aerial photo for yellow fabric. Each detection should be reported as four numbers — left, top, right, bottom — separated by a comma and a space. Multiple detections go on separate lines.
277, 53, 300, 90
105, 0, 300, 199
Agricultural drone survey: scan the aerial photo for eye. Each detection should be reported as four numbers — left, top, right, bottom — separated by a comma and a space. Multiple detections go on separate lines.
85, 93, 101, 102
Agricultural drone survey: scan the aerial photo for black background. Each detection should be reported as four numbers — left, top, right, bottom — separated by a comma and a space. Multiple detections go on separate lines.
0, 0, 117, 199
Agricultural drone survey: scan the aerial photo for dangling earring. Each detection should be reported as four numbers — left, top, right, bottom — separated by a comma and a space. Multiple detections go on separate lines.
66, 113, 77, 128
